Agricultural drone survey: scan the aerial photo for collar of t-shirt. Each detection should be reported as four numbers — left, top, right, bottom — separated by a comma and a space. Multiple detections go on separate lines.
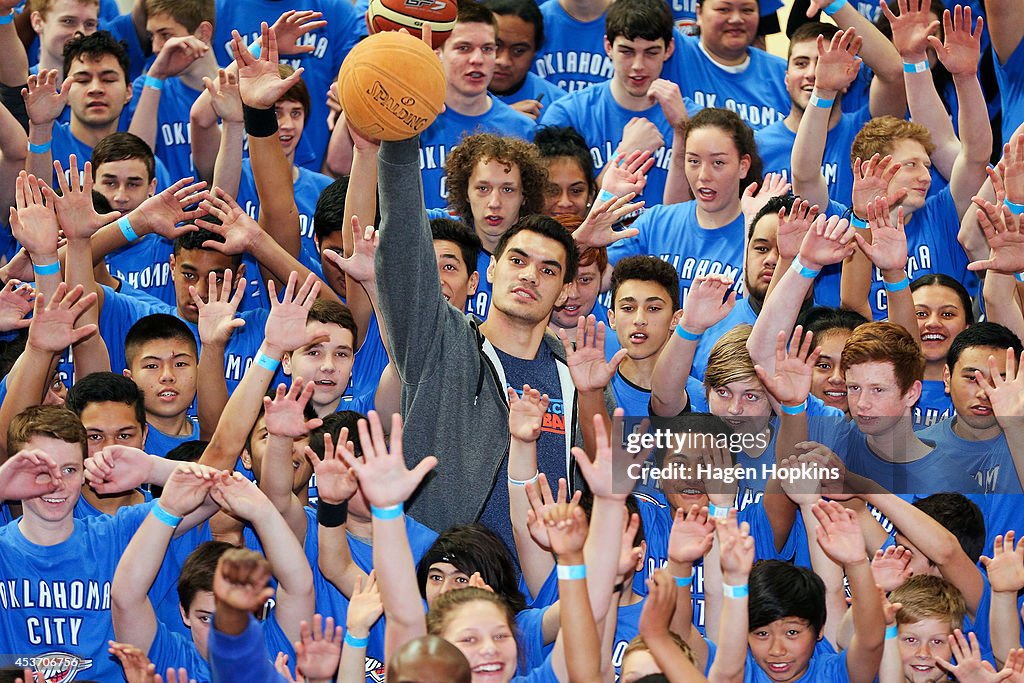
698, 40, 752, 74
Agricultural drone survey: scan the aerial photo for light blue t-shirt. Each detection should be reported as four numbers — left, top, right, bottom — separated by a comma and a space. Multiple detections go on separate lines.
125, 75, 202, 182
913, 380, 955, 431
994, 36, 1024, 146
105, 234, 176, 306
494, 72, 567, 108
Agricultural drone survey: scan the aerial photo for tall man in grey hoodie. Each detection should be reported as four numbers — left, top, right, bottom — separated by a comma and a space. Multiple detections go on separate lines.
374, 135, 620, 543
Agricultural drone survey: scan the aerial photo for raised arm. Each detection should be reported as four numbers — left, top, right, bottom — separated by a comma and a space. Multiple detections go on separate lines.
791, 30, 863, 208
853, 196, 918, 341
340, 123, 381, 344
975, 348, 1024, 492
980, 531, 1024, 665
338, 412, 437, 661
193, 269, 246, 437
666, 504, 714, 659
130, 36, 209, 150
22, 69, 66, 180
650, 275, 735, 417
984, 0, 1024, 64
112, 465, 220, 655
0, 95, 27, 213
211, 472, 315, 646
190, 69, 243, 186
708, 513, 754, 683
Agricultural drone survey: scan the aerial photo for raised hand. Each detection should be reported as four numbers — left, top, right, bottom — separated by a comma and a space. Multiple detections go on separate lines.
855, 196, 908, 273
346, 572, 384, 636
26, 283, 98, 354
22, 69, 69, 126
211, 471, 273, 521
0, 280, 34, 332
263, 271, 323, 356
753, 326, 819, 407
263, 380, 324, 438
108, 641, 157, 683
524, 475, 580, 552
10, 172, 59, 262
980, 531, 1024, 593
813, 28, 863, 93
573, 193, 645, 248
0, 449, 62, 501
871, 545, 913, 592
812, 499, 868, 567
851, 154, 908, 218
797, 213, 856, 270
716, 512, 755, 584
679, 275, 736, 334
935, 630, 1010, 683
84, 445, 154, 493
48, 156, 121, 239
203, 69, 243, 124
304, 432, 359, 505
270, 9, 328, 56
667, 504, 714, 564
293, 614, 343, 681
741, 172, 792, 226
601, 150, 655, 200
776, 198, 819, 261
647, 78, 688, 127
230, 24, 305, 109
193, 269, 247, 347
542, 498, 589, 558
508, 384, 550, 443
996, 130, 1024, 206
321, 217, 377, 285
571, 410, 634, 501
195, 187, 263, 255
638, 569, 677, 641
976, 349, 1024, 422
558, 314, 627, 393
158, 462, 220, 518
620, 116, 664, 155
968, 200, 1024, 274
881, 0, 939, 62
133, 177, 208, 240
154, 668, 196, 683
214, 548, 275, 613
337, 411, 437, 510
926, 5, 983, 77
149, 36, 208, 80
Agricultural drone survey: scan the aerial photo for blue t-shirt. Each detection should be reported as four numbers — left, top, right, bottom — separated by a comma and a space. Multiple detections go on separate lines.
740, 639, 848, 682
346, 313, 389, 406
105, 234, 176, 306
148, 623, 210, 683
920, 418, 1023, 495
673, 35, 788, 130
532, 2, 613, 93
144, 416, 200, 457
540, 81, 700, 206
478, 345, 568, 557
0, 502, 156, 683
754, 106, 871, 207
419, 100, 536, 209
125, 75, 202, 183
606, 201, 745, 306
212, 0, 365, 171
913, 380, 955, 431
994, 38, 1024, 147
612, 370, 651, 418
690, 297, 758, 381
235, 160, 334, 280
494, 73, 567, 108
668, 0, 783, 32
611, 599, 644, 678
466, 250, 494, 321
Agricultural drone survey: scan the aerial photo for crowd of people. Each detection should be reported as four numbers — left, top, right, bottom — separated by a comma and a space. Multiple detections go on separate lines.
0, 0, 1021, 680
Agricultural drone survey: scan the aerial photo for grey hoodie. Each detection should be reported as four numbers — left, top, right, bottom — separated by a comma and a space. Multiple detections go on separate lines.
375, 137, 601, 532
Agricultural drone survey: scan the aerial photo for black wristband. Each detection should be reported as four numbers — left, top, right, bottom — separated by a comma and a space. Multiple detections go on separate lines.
317, 500, 349, 528
242, 104, 278, 138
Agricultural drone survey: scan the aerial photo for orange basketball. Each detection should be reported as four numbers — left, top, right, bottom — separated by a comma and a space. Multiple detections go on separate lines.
338, 31, 447, 142
366, 0, 457, 49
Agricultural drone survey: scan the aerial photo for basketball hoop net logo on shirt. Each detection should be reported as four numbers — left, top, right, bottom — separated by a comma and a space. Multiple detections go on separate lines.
30, 652, 93, 683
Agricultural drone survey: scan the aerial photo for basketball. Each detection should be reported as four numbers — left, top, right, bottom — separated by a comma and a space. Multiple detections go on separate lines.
365, 0, 458, 48
338, 31, 447, 142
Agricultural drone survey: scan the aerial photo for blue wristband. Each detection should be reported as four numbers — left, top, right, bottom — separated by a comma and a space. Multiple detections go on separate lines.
144, 75, 164, 91
598, 189, 617, 203
28, 140, 51, 154
809, 94, 834, 109
903, 60, 929, 73
0, 10, 13, 24
151, 502, 183, 527
723, 583, 749, 599
557, 564, 586, 580
780, 400, 808, 415
850, 214, 868, 229
371, 503, 403, 520
885, 624, 898, 640
344, 632, 369, 648
249, 41, 261, 59
117, 216, 139, 242
791, 256, 820, 279
254, 352, 280, 372
32, 261, 59, 276
1006, 200, 1024, 215
675, 324, 702, 342
823, 0, 847, 14
675, 574, 694, 587
1016, 273, 1024, 283
709, 503, 733, 519
883, 276, 910, 292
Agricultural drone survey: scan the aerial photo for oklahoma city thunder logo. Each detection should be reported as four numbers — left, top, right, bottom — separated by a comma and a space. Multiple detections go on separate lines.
31, 652, 93, 683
